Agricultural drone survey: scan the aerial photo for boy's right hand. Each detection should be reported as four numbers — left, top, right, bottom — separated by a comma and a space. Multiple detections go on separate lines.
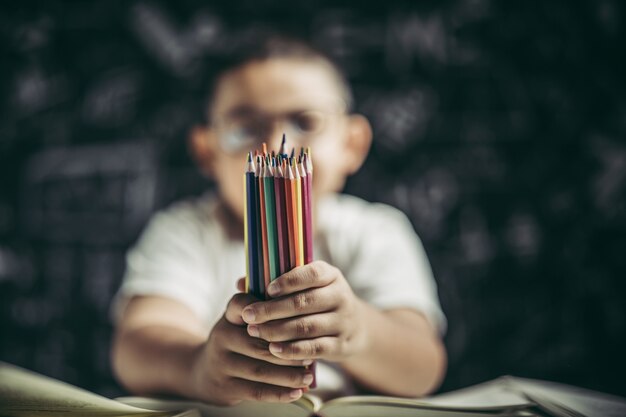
189, 291, 314, 406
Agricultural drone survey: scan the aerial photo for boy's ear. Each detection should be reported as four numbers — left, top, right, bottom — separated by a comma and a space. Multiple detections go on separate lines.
188, 125, 218, 178
344, 114, 373, 174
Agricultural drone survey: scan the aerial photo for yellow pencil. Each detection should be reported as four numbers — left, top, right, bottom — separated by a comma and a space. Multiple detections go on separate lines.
295, 159, 304, 266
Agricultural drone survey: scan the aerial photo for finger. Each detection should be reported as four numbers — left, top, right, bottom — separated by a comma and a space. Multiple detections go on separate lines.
230, 378, 303, 403
242, 286, 340, 324
248, 313, 339, 343
222, 323, 311, 367
225, 292, 260, 325
266, 261, 337, 298
269, 336, 340, 361
236, 277, 246, 292
226, 352, 314, 389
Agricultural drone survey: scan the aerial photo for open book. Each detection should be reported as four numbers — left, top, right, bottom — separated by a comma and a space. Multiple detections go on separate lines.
0, 363, 199, 417
2, 361, 625, 417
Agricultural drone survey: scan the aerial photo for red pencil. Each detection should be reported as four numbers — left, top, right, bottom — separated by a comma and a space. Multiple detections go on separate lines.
273, 158, 289, 275
302, 150, 315, 388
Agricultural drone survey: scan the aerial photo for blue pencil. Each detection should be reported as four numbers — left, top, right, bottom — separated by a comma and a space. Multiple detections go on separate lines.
245, 153, 260, 297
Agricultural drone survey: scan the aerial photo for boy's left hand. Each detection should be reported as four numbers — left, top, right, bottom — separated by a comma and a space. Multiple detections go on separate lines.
238, 261, 368, 362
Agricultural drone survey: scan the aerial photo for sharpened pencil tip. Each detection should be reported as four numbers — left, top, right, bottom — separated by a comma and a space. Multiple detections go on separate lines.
279, 133, 288, 157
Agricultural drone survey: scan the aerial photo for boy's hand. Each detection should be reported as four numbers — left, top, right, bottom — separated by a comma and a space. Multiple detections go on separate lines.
240, 261, 369, 363
190, 292, 314, 406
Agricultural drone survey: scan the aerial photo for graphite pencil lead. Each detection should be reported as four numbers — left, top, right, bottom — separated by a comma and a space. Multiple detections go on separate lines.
287, 160, 295, 179
275, 158, 284, 178
304, 152, 313, 174
290, 148, 295, 159
294, 160, 301, 179
266, 156, 274, 177
246, 153, 255, 173
298, 160, 306, 177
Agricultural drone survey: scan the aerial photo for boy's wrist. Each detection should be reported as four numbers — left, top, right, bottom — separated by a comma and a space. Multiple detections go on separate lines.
339, 297, 372, 366
175, 337, 209, 401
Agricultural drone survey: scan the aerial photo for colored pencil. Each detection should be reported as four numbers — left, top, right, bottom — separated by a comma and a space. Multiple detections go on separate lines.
287, 159, 300, 268
264, 157, 279, 284
258, 156, 270, 294
274, 160, 289, 275
245, 152, 257, 294
295, 158, 304, 267
302, 153, 313, 264
243, 136, 316, 385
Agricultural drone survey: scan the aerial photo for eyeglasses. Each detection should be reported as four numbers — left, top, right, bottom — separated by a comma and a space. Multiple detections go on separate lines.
214, 104, 346, 154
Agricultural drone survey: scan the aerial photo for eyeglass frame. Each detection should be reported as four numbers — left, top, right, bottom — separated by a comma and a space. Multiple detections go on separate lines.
210, 99, 349, 154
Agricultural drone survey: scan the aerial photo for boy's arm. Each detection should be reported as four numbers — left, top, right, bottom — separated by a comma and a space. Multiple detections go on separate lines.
237, 261, 447, 397
112, 295, 314, 405
340, 305, 446, 396
111, 296, 207, 398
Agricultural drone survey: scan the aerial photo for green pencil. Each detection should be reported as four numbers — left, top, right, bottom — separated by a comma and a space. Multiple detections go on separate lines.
263, 157, 280, 282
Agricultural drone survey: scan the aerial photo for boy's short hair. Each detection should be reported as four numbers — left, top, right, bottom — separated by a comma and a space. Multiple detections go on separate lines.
205, 35, 353, 123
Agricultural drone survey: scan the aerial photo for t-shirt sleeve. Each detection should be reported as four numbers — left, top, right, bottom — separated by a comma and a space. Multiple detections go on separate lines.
345, 203, 447, 335
110, 206, 212, 324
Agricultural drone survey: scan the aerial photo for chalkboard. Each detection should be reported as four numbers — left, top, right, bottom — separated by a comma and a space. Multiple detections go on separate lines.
1, 0, 625, 398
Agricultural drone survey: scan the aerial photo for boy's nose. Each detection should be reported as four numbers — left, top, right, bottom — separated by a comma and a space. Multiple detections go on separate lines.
264, 124, 286, 153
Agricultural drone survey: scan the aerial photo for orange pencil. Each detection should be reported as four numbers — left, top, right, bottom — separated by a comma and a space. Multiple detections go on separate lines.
285, 159, 297, 269
288, 159, 301, 267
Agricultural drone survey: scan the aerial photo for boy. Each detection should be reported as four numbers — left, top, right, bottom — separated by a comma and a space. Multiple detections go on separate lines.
111, 36, 447, 406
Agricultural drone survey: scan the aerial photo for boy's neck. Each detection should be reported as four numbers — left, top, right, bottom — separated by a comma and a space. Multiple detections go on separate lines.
216, 201, 244, 241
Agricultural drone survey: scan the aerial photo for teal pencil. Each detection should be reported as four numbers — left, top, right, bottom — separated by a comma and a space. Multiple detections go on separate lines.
263, 157, 280, 284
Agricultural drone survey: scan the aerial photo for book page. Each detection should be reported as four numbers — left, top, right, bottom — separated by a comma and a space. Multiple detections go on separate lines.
420, 377, 533, 410
320, 401, 533, 417
506, 377, 626, 417
0, 362, 172, 417
117, 395, 317, 417
321, 377, 532, 414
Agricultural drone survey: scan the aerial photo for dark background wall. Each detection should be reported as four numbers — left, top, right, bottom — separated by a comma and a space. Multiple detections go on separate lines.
1, 0, 625, 399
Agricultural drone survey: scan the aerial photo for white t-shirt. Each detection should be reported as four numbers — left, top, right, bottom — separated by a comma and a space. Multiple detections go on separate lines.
112, 192, 446, 395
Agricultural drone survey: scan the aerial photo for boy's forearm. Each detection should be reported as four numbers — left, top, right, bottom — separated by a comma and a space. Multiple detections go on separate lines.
112, 325, 204, 398
340, 300, 447, 397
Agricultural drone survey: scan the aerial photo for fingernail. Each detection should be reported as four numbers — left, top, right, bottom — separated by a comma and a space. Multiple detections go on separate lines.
269, 343, 283, 354
247, 325, 259, 337
302, 359, 313, 366
267, 283, 279, 296
289, 389, 302, 399
302, 374, 314, 385
242, 308, 255, 323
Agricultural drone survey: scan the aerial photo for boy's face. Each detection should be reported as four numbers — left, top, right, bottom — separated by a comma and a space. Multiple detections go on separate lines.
192, 58, 371, 222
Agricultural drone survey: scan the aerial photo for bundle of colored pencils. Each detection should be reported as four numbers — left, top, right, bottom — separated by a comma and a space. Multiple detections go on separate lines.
243, 135, 313, 298
243, 135, 315, 387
